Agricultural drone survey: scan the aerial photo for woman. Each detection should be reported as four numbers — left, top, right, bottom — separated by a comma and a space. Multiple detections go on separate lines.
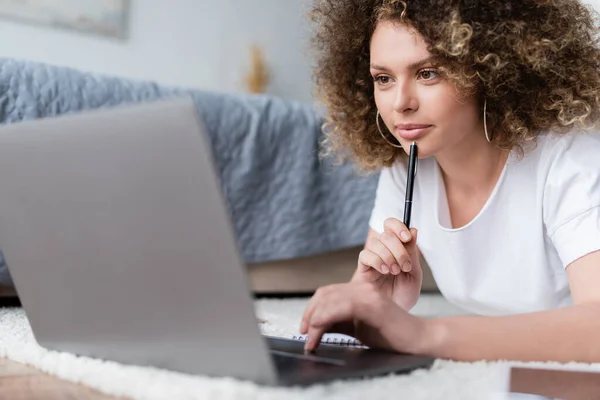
300, 0, 600, 363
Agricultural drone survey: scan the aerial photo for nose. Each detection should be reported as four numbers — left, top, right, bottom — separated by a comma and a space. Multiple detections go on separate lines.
393, 81, 419, 113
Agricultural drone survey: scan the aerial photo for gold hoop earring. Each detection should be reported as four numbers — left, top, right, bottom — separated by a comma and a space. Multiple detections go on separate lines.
484, 98, 491, 143
376, 111, 402, 148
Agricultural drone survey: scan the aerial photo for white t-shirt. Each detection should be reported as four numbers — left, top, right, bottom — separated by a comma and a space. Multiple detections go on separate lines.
369, 131, 600, 316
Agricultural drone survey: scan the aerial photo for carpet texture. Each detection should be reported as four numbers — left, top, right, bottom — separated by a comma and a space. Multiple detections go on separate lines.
1, 295, 599, 400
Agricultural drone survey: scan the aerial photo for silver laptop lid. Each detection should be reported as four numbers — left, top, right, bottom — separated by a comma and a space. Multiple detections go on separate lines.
0, 97, 277, 384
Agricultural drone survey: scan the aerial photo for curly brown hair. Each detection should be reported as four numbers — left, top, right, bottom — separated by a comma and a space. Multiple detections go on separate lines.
310, 0, 600, 173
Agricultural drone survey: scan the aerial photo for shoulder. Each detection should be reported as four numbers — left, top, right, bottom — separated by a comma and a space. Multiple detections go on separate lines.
538, 129, 600, 169
535, 130, 600, 267
511, 130, 600, 184
535, 130, 600, 188
538, 129, 600, 229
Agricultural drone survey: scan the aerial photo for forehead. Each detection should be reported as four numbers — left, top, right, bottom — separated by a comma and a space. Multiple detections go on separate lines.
370, 21, 431, 66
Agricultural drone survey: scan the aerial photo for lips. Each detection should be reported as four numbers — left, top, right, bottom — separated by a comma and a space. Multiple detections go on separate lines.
394, 124, 433, 140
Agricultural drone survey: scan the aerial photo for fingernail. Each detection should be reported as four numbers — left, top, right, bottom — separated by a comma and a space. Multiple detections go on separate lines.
401, 231, 411, 241
381, 264, 389, 273
402, 262, 412, 272
391, 263, 400, 274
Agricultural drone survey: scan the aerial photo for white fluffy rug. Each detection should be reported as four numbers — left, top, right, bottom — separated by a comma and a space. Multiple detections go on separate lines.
1, 294, 599, 400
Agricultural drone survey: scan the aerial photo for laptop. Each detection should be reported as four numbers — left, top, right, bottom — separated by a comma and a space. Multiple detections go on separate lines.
0, 97, 434, 386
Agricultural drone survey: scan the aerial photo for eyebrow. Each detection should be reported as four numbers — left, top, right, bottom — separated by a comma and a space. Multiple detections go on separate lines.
370, 56, 436, 72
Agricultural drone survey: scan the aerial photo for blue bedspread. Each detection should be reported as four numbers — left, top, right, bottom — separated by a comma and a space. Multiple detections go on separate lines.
0, 58, 378, 285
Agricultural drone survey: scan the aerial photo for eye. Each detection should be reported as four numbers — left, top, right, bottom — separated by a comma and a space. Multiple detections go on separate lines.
418, 69, 439, 80
373, 75, 391, 85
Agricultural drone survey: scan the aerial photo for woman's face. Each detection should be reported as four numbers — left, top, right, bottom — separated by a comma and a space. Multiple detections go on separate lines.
370, 21, 484, 158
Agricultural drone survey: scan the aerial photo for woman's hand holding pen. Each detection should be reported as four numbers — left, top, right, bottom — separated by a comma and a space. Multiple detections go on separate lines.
354, 142, 421, 310
300, 143, 425, 352
352, 218, 423, 311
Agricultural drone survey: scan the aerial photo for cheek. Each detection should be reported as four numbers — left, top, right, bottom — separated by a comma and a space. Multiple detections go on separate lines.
374, 90, 392, 111
374, 91, 396, 126
451, 104, 480, 134
429, 90, 480, 132
444, 104, 478, 129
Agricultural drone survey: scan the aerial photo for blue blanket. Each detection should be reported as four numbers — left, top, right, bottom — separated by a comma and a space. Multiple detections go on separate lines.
0, 58, 378, 286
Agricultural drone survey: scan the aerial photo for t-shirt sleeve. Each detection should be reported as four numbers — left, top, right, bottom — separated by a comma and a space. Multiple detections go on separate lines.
368, 161, 407, 234
543, 133, 600, 268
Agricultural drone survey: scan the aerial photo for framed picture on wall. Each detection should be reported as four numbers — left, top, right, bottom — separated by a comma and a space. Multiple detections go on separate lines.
0, 0, 130, 40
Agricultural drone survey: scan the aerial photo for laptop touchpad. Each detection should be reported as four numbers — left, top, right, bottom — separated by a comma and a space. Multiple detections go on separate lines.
269, 350, 347, 366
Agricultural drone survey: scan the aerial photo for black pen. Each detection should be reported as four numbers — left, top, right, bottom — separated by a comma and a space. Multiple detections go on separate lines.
403, 142, 418, 228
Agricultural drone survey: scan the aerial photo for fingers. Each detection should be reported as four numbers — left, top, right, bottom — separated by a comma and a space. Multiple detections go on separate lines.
358, 240, 392, 274
383, 218, 419, 267
378, 231, 411, 273
304, 326, 327, 352
359, 235, 404, 275
301, 282, 383, 352
328, 321, 356, 337
383, 218, 413, 245
304, 295, 355, 351
404, 228, 419, 259
300, 284, 337, 334
357, 218, 420, 278
300, 289, 322, 334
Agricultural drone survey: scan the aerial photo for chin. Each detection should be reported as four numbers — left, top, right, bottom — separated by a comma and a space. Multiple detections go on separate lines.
401, 141, 435, 159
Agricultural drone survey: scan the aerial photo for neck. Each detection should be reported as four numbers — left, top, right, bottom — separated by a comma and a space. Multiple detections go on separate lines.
435, 134, 510, 195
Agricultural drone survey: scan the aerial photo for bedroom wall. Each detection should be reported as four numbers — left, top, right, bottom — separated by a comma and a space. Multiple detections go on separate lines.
0, 0, 599, 104
0, 0, 315, 102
